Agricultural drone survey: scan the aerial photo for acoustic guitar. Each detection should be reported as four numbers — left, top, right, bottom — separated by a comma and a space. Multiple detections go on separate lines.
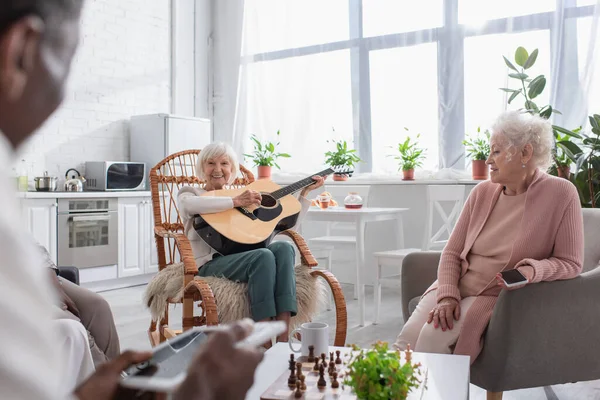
192, 167, 350, 256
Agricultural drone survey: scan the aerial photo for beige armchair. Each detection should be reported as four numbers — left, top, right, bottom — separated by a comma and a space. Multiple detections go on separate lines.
400, 208, 600, 399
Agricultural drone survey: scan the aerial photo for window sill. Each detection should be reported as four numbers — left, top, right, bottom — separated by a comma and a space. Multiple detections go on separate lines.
271, 170, 483, 185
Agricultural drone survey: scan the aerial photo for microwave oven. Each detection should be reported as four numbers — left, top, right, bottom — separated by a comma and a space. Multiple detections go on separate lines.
84, 161, 146, 191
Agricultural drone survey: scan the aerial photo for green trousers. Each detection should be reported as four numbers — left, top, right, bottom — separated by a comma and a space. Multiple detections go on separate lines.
197, 241, 297, 321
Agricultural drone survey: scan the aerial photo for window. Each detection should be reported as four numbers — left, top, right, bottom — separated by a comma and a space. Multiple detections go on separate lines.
244, 0, 349, 55
577, 17, 600, 115
459, 0, 555, 25
234, 1, 599, 174
362, 0, 443, 37
370, 43, 439, 172
464, 30, 551, 136
243, 51, 353, 173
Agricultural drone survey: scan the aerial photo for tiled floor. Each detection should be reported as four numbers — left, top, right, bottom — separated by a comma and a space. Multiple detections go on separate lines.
101, 283, 600, 399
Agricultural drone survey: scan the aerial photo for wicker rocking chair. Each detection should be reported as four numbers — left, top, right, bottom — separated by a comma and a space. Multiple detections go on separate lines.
147, 149, 348, 347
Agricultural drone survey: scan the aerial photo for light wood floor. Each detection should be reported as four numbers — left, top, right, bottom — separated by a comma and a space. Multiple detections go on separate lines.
101, 284, 600, 400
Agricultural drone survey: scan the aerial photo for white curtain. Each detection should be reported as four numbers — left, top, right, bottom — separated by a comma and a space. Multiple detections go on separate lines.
213, 0, 600, 176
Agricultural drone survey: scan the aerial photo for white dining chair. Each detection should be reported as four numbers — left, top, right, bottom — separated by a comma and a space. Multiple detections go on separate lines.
373, 185, 465, 324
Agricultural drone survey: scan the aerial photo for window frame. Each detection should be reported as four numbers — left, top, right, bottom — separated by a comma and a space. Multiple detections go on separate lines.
241, 0, 597, 172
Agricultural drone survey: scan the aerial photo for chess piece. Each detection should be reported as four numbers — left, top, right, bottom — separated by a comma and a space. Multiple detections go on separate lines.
321, 353, 326, 365
335, 350, 342, 365
294, 381, 302, 398
313, 357, 320, 371
328, 361, 336, 377
406, 343, 412, 363
296, 362, 304, 381
300, 375, 307, 391
331, 372, 340, 389
317, 364, 327, 389
288, 355, 297, 387
330, 352, 334, 363
307, 345, 315, 362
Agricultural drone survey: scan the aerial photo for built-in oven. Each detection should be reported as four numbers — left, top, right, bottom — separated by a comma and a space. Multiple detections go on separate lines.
57, 198, 118, 268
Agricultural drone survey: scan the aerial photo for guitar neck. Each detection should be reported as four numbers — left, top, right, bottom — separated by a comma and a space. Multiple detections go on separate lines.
271, 168, 334, 199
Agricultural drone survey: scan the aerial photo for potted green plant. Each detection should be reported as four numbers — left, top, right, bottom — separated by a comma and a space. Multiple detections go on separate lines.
572, 114, 600, 208
463, 127, 491, 180
344, 341, 425, 400
553, 130, 583, 179
244, 130, 291, 179
499, 46, 582, 153
324, 139, 362, 181
391, 131, 426, 180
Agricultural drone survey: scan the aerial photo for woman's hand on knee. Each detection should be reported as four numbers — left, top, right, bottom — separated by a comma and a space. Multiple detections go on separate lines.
427, 297, 461, 331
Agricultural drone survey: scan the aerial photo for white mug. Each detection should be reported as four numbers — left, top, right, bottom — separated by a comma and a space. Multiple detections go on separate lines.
288, 322, 329, 357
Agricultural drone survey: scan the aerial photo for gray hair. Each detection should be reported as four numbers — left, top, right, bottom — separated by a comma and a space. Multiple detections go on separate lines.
195, 142, 239, 184
491, 111, 554, 170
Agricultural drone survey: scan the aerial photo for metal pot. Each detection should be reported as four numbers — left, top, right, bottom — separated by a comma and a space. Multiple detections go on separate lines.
64, 168, 86, 192
34, 171, 58, 191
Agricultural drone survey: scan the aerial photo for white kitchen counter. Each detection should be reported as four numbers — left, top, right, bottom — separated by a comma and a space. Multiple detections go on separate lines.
18, 190, 151, 199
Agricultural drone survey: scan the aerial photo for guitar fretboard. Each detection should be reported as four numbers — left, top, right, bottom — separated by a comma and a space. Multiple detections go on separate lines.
271, 168, 334, 199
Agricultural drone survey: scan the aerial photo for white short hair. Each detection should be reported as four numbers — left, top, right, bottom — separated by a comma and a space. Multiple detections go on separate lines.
491, 111, 554, 170
195, 142, 239, 184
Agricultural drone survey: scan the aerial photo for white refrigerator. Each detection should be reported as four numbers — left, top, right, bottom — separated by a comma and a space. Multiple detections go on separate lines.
129, 114, 212, 188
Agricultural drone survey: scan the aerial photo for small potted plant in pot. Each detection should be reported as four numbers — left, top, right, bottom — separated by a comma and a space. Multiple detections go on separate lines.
463, 127, 491, 180
392, 132, 426, 181
324, 139, 361, 181
244, 130, 291, 179
553, 131, 582, 179
344, 341, 425, 400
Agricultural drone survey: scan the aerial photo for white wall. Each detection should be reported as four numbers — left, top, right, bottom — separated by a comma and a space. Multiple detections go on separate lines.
18, 0, 171, 184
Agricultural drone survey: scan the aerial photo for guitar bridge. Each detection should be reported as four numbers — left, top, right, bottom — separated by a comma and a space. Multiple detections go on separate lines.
236, 207, 257, 220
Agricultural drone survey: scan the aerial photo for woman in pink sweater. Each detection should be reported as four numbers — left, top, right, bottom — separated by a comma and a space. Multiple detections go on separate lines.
394, 111, 584, 363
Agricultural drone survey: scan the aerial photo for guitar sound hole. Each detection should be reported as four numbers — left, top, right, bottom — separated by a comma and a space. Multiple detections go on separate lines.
260, 194, 277, 208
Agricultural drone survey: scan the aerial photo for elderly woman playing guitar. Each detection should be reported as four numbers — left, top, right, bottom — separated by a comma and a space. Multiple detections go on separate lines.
178, 142, 325, 342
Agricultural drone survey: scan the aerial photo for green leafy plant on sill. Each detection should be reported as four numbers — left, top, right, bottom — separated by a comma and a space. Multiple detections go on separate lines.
390, 129, 426, 171
324, 130, 362, 170
463, 127, 491, 161
244, 130, 291, 169
343, 341, 425, 400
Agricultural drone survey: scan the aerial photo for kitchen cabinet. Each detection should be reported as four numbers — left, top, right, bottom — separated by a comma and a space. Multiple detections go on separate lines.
22, 198, 58, 264
118, 197, 158, 278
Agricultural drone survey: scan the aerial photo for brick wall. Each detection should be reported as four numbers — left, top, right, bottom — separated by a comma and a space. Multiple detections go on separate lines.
18, 0, 171, 185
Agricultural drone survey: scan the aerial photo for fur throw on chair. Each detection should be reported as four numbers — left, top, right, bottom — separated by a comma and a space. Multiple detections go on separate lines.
144, 263, 328, 330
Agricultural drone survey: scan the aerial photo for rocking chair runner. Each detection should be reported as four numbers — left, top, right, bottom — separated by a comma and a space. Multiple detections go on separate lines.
148, 149, 348, 347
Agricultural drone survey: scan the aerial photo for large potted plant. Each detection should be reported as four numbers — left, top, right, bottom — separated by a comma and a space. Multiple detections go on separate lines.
324, 139, 362, 181
552, 130, 583, 179
499, 47, 599, 206
392, 132, 426, 181
572, 114, 600, 208
500, 46, 582, 166
244, 130, 291, 179
463, 127, 491, 180
344, 341, 425, 400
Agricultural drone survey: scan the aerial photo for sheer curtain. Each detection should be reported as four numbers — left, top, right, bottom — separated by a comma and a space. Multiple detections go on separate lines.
212, 0, 600, 177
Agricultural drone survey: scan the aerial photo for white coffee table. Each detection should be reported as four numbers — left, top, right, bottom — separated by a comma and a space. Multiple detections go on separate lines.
246, 343, 470, 399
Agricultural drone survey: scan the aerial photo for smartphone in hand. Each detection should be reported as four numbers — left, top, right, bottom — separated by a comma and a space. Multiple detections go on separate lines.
500, 269, 528, 288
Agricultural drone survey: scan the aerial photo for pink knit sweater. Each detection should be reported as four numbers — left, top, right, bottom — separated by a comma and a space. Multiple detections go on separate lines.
425, 169, 583, 362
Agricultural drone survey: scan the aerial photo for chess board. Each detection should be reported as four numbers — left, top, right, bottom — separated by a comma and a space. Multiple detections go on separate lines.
261, 354, 355, 400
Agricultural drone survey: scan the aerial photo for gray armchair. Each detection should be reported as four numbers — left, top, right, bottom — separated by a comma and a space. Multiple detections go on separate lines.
400, 208, 600, 398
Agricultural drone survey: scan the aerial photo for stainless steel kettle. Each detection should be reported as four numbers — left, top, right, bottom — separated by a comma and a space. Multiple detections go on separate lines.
64, 168, 86, 192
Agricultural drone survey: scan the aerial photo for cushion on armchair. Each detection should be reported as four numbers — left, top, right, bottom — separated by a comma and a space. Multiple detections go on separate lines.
144, 262, 328, 332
